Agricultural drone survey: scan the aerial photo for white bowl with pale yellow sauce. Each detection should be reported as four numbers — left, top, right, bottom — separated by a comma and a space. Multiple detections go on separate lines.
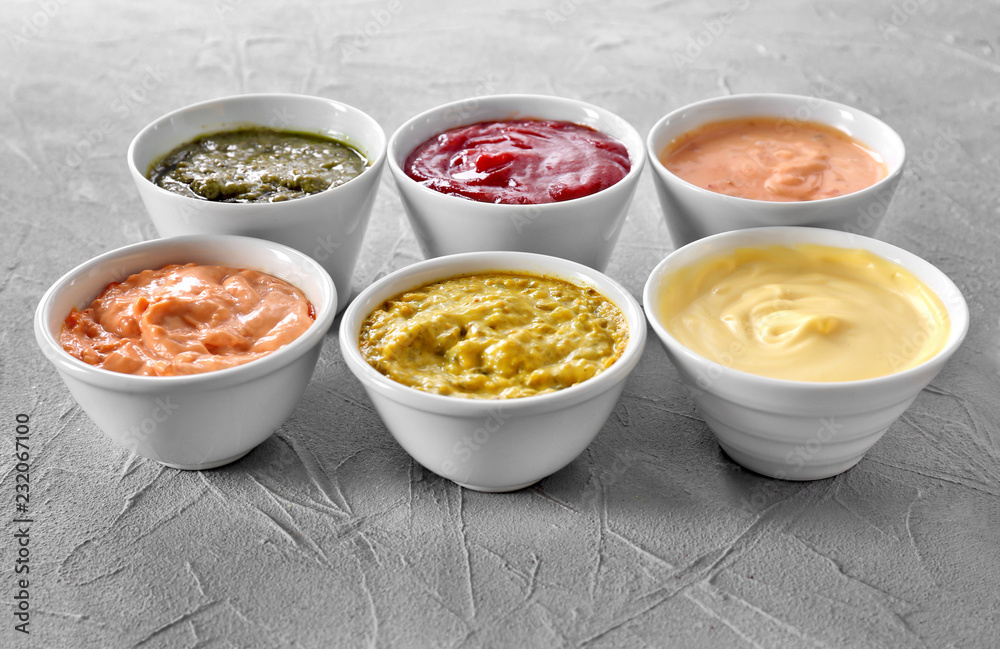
643, 227, 968, 480
34, 235, 337, 470
340, 251, 647, 492
646, 93, 906, 247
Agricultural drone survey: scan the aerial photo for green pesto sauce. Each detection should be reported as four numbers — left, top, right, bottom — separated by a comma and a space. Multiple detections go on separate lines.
148, 127, 369, 203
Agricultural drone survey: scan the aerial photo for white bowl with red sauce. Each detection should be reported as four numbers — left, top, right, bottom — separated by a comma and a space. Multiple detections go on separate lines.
646, 94, 906, 247
643, 227, 968, 480
387, 94, 646, 271
127, 93, 386, 312
34, 235, 338, 470
339, 251, 647, 492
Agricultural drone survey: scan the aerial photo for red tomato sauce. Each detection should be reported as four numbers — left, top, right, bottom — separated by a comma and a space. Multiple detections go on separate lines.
404, 119, 631, 204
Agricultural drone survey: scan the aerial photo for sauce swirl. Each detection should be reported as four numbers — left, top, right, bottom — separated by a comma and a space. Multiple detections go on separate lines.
61, 263, 315, 376
661, 117, 886, 201
657, 244, 949, 381
404, 119, 630, 204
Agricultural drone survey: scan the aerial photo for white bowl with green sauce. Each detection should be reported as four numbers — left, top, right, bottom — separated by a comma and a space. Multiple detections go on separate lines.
147, 127, 369, 203
128, 93, 387, 313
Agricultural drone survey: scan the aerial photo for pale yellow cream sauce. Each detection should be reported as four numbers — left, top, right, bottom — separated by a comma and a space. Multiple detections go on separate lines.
658, 245, 949, 381
661, 117, 887, 201
359, 273, 628, 399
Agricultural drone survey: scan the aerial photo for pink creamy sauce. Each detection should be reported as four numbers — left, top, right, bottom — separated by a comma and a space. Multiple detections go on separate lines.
662, 117, 887, 202
60, 263, 315, 376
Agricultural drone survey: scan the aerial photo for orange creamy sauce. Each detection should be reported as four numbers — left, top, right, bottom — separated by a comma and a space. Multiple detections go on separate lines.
661, 117, 887, 201
60, 263, 315, 376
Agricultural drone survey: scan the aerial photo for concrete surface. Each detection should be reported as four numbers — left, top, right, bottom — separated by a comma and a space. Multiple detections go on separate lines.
2, 0, 998, 647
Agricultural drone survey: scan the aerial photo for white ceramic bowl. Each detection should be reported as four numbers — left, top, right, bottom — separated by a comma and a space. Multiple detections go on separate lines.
646, 93, 906, 247
387, 94, 646, 271
643, 227, 968, 480
339, 251, 647, 491
128, 93, 386, 312
34, 235, 338, 470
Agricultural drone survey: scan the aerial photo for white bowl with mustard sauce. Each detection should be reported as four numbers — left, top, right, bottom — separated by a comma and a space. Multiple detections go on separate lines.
387, 94, 646, 271
646, 93, 906, 247
339, 251, 647, 492
34, 235, 337, 470
643, 226, 968, 480
128, 93, 386, 313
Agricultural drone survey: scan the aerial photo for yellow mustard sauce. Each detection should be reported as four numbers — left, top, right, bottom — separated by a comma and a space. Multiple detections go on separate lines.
658, 244, 949, 381
359, 272, 629, 399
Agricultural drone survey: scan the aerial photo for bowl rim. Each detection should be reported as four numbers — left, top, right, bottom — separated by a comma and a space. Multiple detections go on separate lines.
34, 234, 338, 390
644, 92, 907, 208
386, 92, 646, 210
339, 250, 648, 414
126, 92, 388, 208
642, 226, 969, 390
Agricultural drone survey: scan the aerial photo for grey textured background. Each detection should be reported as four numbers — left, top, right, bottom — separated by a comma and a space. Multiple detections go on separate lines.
2, 1, 999, 647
